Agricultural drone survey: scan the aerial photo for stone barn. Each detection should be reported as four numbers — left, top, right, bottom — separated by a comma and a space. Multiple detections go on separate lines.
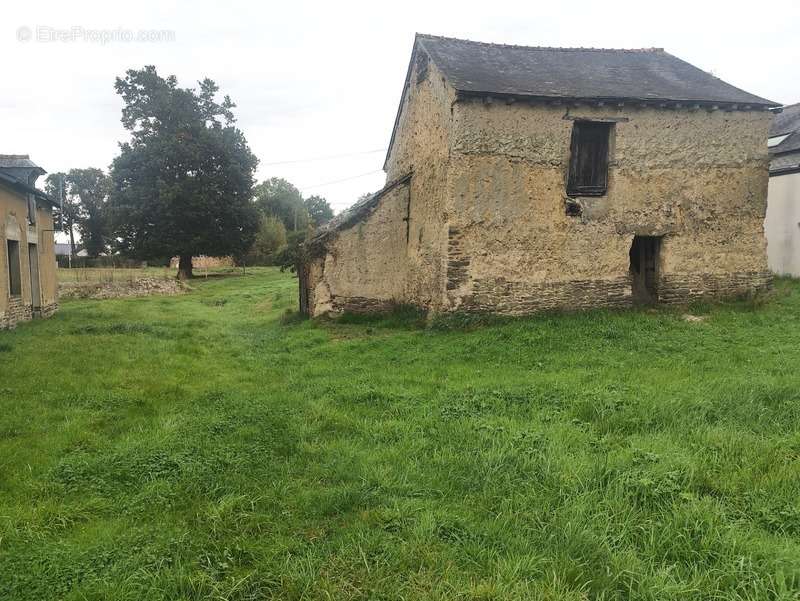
301, 34, 778, 317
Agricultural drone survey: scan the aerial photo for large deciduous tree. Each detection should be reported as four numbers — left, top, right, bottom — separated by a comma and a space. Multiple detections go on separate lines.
44, 172, 79, 258
304, 195, 334, 227
67, 168, 111, 258
108, 66, 259, 279
254, 177, 309, 233
45, 169, 111, 259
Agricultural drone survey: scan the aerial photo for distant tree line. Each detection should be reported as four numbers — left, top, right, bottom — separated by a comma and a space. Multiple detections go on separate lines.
47, 66, 338, 278
44, 168, 111, 260
246, 178, 334, 266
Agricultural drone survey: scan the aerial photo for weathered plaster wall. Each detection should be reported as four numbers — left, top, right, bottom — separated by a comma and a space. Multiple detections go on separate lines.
306, 52, 454, 316
385, 56, 454, 311
445, 101, 773, 313
310, 183, 410, 313
35, 207, 59, 313
765, 172, 800, 277
0, 184, 58, 329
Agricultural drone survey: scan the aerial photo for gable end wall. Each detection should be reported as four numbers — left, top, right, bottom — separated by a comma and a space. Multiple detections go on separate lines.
305, 54, 455, 316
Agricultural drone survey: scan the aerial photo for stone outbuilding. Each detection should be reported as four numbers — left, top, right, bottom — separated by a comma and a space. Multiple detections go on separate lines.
302, 34, 778, 317
0, 155, 59, 329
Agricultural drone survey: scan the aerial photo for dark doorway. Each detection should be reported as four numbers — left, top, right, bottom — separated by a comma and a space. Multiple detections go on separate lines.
6, 240, 21, 296
629, 236, 661, 304
28, 244, 41, 311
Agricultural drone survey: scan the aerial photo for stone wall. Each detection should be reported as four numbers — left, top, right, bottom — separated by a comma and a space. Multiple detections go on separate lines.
445, 101, 773, 313
305, 52, 454, 317
0, 297, 32, 330
658, 271, 773, 304
307, 182, 412, 315
169, 255, 234, 269
385, 54, 454, 311
0, 184, 59, 329
306, 54, 773, 317
38, 302, 59, 318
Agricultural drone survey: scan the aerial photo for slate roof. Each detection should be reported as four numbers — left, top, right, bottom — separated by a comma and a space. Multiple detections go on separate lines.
769, 103, 800, 163
0, 154, 46, 172
770, 152, 800, 175
384, 34, 778, 170
416, 35, 777, 107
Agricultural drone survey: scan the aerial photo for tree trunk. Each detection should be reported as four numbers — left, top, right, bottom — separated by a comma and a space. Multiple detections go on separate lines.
177, 254, 193, 280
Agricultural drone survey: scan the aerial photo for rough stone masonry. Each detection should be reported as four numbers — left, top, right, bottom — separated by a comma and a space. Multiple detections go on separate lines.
302, 34, 779, 317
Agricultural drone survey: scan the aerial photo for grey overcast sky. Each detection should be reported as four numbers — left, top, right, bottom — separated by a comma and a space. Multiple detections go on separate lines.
3, 0, 799, 214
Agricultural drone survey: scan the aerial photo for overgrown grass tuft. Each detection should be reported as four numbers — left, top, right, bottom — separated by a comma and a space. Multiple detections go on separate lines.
1, 268, 799, 600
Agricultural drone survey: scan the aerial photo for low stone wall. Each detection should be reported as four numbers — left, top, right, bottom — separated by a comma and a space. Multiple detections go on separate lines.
38, 302, 59, 319
658, 271, 772, 304
319, 269, 773, 317
450, 271, 772, 315
0, 297, 33, 330
59, 277, 185, 300
456, 276, 633, 314
169, 255, 234, 269
329, 295, 399, 314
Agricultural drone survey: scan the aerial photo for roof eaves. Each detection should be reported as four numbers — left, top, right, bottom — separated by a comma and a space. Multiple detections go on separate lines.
454, 89, 779, 109
770, 165, 800, 177
0, 171, 56, 207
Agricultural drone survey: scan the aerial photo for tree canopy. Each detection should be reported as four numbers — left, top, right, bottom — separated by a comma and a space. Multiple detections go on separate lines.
45, 169, 111, 258
108, 66, 259, 278
254, 178, 309, 232
251, 216, 287, 260
67, 168, 111, 258
44, 172, 78, 257
304, 195, 334, 227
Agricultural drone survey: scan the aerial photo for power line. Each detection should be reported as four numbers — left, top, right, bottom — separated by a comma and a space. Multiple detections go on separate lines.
261, 148, 387, 166
301, 169, 383, 190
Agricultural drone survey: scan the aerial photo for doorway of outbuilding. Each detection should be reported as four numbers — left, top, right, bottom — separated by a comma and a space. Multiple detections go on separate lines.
629, 236, 661, 304
28, 244, 41, 311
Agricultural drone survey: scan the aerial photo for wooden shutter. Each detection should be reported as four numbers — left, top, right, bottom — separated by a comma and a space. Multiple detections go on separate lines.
567, 121, 612, 196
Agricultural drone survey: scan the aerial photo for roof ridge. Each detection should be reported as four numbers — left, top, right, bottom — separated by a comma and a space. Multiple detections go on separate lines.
415, 33, 664, 54
0, 154, 32, 159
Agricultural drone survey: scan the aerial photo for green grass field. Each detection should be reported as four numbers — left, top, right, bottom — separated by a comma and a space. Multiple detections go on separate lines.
1, 268, 799, 600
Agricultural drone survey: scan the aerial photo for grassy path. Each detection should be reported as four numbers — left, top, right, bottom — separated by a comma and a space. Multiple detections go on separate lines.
1, 268, 799, 600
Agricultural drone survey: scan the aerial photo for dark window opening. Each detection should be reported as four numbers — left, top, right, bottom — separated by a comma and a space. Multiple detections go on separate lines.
27, 194, 36, 225
567, 121, 612, 196
7, 240, 22, 297
28, 243, 40, 309
565, 199, 582, 217
629, 236, 661, 304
